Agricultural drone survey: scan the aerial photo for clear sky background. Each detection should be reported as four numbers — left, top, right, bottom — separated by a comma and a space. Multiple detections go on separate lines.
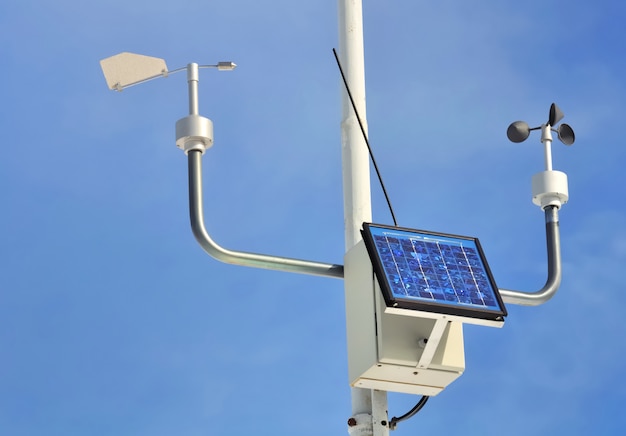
1, 1, 625, 435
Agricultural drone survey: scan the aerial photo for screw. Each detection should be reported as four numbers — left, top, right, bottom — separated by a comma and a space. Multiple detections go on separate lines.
347, 417, 357, 427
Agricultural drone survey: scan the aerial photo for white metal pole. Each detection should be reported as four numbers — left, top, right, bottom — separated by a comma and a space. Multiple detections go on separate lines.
338, 1, 388, 435
187, 63, 200, 115
541, 124, 554, 171
338, 0, 372, 251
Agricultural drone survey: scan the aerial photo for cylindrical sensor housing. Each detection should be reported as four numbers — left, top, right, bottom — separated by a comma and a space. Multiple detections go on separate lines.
531, 170, 569, 209
176, 115, 214, 154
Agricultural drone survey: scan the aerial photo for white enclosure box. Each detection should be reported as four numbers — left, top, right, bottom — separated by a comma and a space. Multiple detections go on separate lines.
344, 240, 466, 396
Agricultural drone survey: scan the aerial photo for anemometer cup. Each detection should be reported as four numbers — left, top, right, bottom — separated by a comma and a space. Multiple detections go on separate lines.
531, 170, 569, 210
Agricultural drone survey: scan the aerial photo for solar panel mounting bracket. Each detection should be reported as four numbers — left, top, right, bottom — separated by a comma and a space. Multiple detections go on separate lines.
416, 319, 449, 369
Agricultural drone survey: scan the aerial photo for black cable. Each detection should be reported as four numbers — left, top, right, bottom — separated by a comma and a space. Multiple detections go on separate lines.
389, 396, 429, 430
332, 48, 398, 227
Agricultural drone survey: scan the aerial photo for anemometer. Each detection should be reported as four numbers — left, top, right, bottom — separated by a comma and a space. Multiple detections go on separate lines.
507, 103, 575, 210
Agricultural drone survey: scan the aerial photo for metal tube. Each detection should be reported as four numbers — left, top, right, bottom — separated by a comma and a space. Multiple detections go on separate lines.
499, 206, 562, 306
541, 124, 553, 171
544, 139, 553, 171
187, 150, 344, 279
187, 63, 199, 115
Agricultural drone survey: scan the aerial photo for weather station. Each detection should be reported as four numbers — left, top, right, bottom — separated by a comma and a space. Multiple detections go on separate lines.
99, 2, 576, 435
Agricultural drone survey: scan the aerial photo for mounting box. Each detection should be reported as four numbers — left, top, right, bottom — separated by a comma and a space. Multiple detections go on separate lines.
344, 240, 465, 396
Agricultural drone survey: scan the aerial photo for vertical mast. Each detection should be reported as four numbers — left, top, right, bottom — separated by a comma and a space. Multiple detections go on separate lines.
338, 1, 388, 435
338, 0, 372, 251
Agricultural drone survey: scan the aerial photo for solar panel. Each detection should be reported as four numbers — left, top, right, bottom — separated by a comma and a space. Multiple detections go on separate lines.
361, 223, 507, 322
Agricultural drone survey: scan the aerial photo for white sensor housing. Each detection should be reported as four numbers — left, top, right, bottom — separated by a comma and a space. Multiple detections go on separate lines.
175, 115, 214, 154
532, 170, 569, 209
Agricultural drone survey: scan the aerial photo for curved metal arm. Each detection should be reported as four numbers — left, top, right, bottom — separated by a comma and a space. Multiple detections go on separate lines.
187, 150, 344, 279
498, 206, 562, 306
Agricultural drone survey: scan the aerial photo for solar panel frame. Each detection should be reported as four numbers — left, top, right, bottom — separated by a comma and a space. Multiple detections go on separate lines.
361, 223, 507, 322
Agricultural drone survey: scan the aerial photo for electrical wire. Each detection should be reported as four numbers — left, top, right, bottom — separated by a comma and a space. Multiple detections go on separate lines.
332, 48, 398, 227
389, 395, 430, 430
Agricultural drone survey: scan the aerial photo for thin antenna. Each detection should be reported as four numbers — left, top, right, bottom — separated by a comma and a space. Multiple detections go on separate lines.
333, 48, 398, 227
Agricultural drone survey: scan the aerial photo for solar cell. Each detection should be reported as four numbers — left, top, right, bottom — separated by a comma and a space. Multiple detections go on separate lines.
362, 223, 507, 322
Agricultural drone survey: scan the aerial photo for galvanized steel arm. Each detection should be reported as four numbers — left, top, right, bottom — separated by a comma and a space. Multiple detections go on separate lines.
498, 206, 562, 306
174, 62, 342, 279
187, 150, 344, 279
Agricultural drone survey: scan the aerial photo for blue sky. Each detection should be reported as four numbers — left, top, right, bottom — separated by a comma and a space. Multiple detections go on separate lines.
1, 1, 625, 435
